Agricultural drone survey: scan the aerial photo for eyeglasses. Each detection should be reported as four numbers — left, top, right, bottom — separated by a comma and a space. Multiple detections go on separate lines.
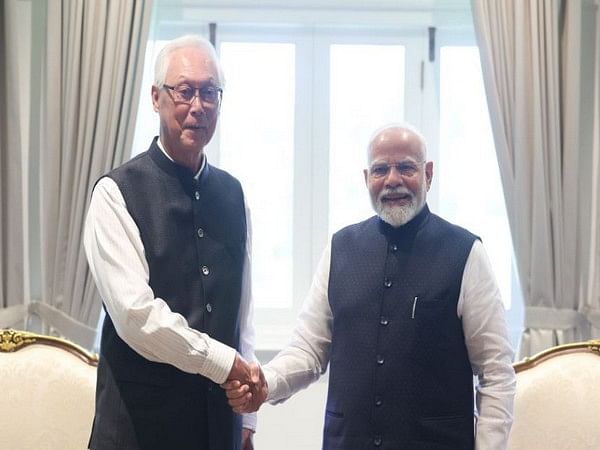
368, 161, 425, 179
162, 83, 223, 106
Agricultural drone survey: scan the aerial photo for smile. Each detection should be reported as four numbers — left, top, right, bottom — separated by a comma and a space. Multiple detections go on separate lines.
382, 193, 412, 203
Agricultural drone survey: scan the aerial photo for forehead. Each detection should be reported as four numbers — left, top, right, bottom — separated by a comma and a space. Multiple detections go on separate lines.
369, 129, 424, 163
165, 47, 219, 84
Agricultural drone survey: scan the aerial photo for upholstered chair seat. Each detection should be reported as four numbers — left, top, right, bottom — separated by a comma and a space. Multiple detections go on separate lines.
508, 340, 600, 450
0, 329, 97, 450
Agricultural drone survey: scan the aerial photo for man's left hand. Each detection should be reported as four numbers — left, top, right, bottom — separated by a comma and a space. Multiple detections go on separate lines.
242, 428, 254, 450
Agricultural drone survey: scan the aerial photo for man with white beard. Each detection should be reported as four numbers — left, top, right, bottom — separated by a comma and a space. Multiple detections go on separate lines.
224, 124, 516, 450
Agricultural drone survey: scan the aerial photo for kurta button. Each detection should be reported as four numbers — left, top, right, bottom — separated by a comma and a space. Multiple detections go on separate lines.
194, 191, 200, 200
375, 397, 383, 407
389, 243, 398, 252
197, 228, 204, 238
379, 317, 389, 326
376, 355, 384, 365
383, 278, 392, 288
374, 436, 382, 446
206, 303, 212, 313
201, 265, 210, 275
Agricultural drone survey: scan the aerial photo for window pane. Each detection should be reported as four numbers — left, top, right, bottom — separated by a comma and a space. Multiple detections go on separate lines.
439, 46, 516, 311
219, 42, 295, 308
131, 40, 167, 158
328, 44, 405, 233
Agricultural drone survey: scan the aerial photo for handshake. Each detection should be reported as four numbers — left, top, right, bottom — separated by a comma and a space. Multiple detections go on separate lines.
221, 354, 268, 414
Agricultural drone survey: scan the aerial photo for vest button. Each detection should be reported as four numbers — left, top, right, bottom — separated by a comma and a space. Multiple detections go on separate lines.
375, 397, 383, 407
374, 436, 382, 446
383, 278, 392, 288
376, 355, 384, 365
201, 265, 210, 276
379, 317, 389, 326
389, 243, 398, 252
206, 303, 212, 313
194, 191, 200, 200
197, 228, 204, 238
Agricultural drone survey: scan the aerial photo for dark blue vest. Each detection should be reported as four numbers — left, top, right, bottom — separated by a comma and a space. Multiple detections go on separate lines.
325, 206, 477, 450
90, 138, 246, 450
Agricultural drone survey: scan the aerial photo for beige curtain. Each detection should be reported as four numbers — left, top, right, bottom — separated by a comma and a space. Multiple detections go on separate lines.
472, 0, 599, 357
0, 0, 26, 329
34, 0, 152, 348
587, 0, 600, 337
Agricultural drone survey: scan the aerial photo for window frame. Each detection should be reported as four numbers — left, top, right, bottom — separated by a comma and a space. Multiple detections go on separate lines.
213, 24, 431, 349
129, 7, 523, 351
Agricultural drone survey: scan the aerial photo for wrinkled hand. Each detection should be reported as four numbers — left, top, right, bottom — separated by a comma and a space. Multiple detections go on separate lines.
222, 355, 268, 414
227, 353, 255, 386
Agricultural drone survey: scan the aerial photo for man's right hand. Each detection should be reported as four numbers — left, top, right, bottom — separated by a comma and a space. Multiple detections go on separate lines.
222, 354, 268, 413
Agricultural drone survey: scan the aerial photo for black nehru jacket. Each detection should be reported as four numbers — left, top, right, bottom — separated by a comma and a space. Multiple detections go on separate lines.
325, 205, 478, 450
89, 137, 246, 450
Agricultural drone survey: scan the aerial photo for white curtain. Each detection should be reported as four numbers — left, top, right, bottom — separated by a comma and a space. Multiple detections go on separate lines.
472, 0, 599, 357
0, 0, 26, 329
33, 0, 152, 348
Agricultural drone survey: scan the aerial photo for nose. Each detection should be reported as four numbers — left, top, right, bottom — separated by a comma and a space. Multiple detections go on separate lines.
188, 95, 205, 115
384, 165, 404, 187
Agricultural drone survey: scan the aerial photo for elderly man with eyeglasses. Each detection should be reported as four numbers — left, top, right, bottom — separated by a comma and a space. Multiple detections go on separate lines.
84, 35, 265, 450
225, 124, 516, 450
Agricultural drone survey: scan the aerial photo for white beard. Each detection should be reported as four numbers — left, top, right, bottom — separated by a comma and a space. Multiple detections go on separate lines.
371, 187, 419, 227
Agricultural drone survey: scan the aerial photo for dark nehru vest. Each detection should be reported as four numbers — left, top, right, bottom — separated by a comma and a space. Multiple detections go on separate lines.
89, 138, 246, 450
325, 205, 478, 450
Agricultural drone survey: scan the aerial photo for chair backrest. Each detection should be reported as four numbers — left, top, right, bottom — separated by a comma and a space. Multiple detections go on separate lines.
508, 339, 600, 450
0, 328, 98, 450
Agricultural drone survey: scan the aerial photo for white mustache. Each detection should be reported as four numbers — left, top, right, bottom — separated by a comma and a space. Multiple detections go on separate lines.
379, 187, 413, 200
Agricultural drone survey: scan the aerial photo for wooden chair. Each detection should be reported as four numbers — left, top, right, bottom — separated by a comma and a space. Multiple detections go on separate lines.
0, 329, 97, 450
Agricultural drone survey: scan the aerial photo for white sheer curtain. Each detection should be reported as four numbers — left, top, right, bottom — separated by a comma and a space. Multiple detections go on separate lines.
32, 0, 152, 348
0, 0, 26, 329
472, 0, 599, 357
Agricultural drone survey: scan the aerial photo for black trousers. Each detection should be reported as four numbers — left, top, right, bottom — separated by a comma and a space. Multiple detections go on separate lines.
89, 358, 240, 450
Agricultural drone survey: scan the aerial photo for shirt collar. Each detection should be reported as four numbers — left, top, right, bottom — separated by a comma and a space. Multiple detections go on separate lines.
156, 137, 206, 179
378, 203, 431, 241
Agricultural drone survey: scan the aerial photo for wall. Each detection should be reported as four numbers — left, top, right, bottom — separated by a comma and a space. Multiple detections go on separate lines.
254, 378, 328, 449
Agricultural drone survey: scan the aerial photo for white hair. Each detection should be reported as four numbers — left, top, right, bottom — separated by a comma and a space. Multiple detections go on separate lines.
154, 35, 225, 87
366, 122, 428, 163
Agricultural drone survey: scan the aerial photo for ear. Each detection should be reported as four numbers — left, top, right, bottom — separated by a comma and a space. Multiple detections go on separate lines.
425, 161, 433, 191
363, 168, 369, 187
151, 85, 160, 112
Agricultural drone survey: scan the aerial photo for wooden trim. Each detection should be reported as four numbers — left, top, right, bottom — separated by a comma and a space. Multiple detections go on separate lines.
513, 339, 600, 373
0, 328, 98, 366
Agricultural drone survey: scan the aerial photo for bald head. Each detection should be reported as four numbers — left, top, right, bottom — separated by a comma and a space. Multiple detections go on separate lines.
367, 124, 427, 165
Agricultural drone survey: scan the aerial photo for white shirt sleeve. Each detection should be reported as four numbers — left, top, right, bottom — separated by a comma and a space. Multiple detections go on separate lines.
239, 201, 258, 431
262, 237, 515, 448
263, 243, 333, 404
458, 240, 516, 450
84, 177, 237, 385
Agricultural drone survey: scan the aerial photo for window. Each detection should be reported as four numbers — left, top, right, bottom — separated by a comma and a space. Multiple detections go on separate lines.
130, 3, 523, 351
328, 44, 405, 232
439, 46, 511, 305
211, 26, 424, 348
436, 40, 523, 349
219, 42, 295, 309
